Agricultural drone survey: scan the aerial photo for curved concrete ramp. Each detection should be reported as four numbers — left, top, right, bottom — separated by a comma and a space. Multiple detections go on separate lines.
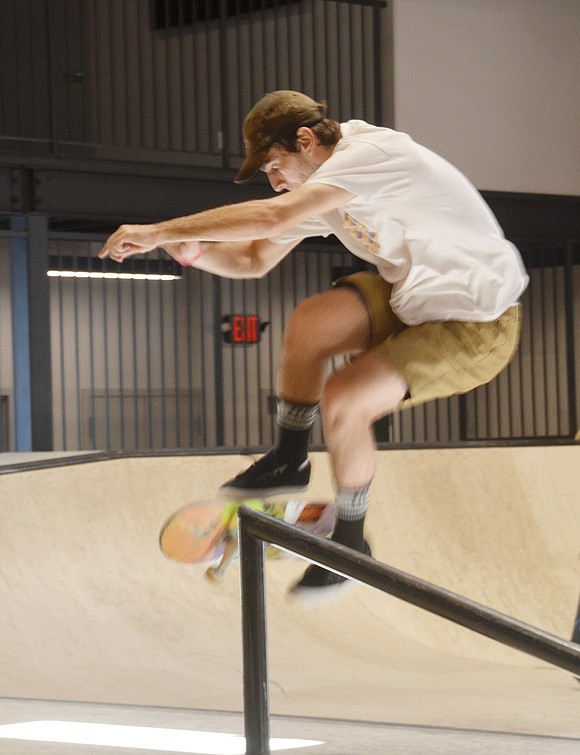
0, 447, 578, 740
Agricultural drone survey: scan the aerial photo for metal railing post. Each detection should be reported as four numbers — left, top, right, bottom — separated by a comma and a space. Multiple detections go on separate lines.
239, 517, 271, 755
239, 506, 580, 679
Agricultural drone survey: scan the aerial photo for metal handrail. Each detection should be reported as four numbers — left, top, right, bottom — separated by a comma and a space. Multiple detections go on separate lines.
238, 506, 580, 755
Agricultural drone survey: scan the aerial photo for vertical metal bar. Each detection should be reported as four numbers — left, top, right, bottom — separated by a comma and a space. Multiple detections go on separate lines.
255, 278, 264, 444
158, 258, 168, 447
266, 259, 276, 445
199, 268, 210, 446
12, 1, 23, 135
539, 249, 548, 435
78, 0, 88, 142
62, 0, 71, 141
529, 266, 538, 437
135, 0, 145, 150
507, 320, 516, 438
70, 247, 82, 448
373, 5, 383, 124
272, 0, 282, 89
28, 0, 37, 137
333, 3, 340, 116
228, 279, 237, 447
260, 0, 268, 93
552, 253, 562, 436
44, 0, 60, 154
322, 3, 330, 100
0, 4, 6, 136
121, 0, 131, 147
106, 0, 116, 144
239, 519, 271, 755
185, 268, 195, 445
56, 241, 68, 448
178, 0, 187, 153
518, 280, 528, 437
235, 0, 243, 148
564, 241, 578, 436
348, 2, 355, 115
219, 0, 231, 168
101, 265, 111, 449
144, 265, 153, 448
247, 0, 256, 97
242, 281, 250, 444
0, 238, 12, 453
87, 249, 97, 448
213, 275, 225, 446
89, 0, 100, 143
131, 275, 140, 448
151, 0, 160, 150
9, 216, 32, 450
116, 274, 125, 449
204, 0, 212, 155
163, 0, 172, 149
172, 263, 181, 447
308, 0, 315, 94
26, 214, 53, 450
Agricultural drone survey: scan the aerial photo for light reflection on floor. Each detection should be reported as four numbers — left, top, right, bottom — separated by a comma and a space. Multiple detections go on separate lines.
0, 720, 321, 754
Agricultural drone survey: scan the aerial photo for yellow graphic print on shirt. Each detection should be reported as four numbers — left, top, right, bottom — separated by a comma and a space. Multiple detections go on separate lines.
343, 213, 380, 255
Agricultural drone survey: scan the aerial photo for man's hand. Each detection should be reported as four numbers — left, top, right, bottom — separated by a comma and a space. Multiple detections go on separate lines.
98, 224, 163, 262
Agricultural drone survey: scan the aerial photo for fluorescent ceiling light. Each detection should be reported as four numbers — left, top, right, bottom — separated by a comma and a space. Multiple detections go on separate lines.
0, 721, 324, 753
47, 255, 182, 281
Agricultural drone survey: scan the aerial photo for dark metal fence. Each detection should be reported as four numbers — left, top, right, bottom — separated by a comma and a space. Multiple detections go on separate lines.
0, 215, 578, 452
0, 0, 389, 168
2, 2, 575, 452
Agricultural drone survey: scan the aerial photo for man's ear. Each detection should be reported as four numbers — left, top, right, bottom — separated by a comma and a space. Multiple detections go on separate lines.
295, 126, 317, 152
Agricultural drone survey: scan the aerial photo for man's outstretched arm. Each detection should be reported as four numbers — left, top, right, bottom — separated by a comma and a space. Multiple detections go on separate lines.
162, 236, 301, 279
97, 181, 354, 265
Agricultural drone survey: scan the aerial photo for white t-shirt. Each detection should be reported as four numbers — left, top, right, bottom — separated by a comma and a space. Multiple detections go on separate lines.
273, 120, 529, 326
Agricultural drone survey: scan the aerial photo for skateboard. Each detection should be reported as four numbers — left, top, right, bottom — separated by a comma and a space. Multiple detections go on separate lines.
159, 498, 336, 582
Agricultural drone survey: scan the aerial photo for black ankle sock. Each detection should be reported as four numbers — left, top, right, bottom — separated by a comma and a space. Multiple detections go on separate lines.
331, 516, 366, 550
276, 425, 310, 467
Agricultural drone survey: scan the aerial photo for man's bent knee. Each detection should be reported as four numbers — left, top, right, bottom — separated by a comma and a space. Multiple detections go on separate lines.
285, 288, 371, 357
322, 352, 409, 428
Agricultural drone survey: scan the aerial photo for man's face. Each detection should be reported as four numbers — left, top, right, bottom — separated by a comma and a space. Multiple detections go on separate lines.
260, 145, 318, 192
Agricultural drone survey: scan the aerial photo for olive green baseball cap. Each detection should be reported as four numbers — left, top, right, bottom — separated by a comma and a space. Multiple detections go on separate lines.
234, 90, 327, 184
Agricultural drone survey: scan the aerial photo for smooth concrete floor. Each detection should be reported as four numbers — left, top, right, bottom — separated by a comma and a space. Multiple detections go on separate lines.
1, 698, 579, 755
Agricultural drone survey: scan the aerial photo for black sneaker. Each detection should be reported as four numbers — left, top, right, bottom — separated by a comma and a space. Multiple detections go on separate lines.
287, 540, 372, 604
218, 449, 311, 498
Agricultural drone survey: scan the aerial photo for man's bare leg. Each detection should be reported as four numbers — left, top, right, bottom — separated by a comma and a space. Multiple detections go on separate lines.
219, 288, 373, 496
321, 350, 408, 488
276, 287, 373, 402
289, 329, 408, 598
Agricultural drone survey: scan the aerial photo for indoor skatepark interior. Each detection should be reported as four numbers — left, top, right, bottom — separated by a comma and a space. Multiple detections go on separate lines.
0, 446, 579, 754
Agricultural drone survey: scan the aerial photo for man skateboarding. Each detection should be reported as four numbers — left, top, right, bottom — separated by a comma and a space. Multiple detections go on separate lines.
100, 91, 528, 600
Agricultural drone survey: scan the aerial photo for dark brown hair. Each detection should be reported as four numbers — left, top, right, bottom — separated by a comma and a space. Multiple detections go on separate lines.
273, 119, 341, 153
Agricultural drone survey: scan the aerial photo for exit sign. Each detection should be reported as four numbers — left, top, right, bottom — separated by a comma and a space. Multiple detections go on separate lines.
221, 314, 263, 344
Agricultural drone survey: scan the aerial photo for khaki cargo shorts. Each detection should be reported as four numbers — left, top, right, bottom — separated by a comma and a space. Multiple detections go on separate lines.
336, 271, 522, 409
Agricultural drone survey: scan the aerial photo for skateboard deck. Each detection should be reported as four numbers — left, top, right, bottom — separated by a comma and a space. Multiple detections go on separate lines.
159, 498, 336, 581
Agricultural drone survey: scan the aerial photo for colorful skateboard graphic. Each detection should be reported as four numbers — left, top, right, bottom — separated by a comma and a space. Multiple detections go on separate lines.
159, 498, 336, 582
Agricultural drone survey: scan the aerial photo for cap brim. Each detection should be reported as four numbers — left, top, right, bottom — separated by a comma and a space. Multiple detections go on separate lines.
234, 152, 264, 184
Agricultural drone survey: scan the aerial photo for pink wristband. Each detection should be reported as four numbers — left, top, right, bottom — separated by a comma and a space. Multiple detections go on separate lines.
180, 243, 205, 267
